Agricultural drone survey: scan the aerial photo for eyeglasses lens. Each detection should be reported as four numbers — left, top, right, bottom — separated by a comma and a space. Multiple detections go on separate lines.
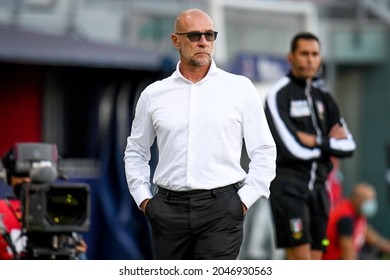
188, 32, 217, 42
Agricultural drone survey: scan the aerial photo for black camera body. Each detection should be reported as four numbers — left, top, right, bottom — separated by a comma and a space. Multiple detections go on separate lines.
21, 182, 90, 233
20, 182, 90, 260
1, 142, 91, 259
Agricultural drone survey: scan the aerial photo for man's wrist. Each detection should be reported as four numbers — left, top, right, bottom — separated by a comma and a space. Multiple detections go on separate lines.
140, 198, 150, 212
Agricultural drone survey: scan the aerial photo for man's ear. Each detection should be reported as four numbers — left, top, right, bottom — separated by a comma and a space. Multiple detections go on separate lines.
287, 52, 293, 64
171, 34, 180, 49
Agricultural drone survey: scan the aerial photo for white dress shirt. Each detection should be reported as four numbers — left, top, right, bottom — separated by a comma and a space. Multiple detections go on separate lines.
124, 60, 276, 209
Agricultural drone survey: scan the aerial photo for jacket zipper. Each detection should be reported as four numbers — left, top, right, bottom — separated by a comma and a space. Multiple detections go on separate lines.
305, 80, 321, 190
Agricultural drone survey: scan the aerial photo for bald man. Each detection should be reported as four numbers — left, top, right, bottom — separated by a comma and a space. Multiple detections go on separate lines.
124, 9, 276, 259
323, 182, 390, 259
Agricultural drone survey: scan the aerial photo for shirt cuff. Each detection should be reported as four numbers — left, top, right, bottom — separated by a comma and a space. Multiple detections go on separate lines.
131, 184, 153, 209
237, 184, 270, 209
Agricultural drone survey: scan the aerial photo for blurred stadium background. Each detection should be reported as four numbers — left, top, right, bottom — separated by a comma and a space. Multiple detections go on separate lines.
0, 0, 389, 259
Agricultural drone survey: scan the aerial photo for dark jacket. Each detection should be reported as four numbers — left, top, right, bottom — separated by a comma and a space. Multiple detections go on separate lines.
265, 72, 356, 189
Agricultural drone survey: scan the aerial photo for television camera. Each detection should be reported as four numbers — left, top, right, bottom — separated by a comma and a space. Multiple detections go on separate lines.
0, 143, 90, 259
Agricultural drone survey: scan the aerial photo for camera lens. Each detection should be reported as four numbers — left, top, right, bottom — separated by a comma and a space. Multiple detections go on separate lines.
46, 189, 87, 226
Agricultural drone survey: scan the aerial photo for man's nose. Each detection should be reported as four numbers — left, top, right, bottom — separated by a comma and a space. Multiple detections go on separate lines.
198, 34, 208, 43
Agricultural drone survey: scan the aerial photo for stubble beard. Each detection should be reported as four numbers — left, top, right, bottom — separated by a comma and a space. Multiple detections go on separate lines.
189, 55, 211, 67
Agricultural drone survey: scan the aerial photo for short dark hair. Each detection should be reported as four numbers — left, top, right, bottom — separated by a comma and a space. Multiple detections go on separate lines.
290, 32, 320, 53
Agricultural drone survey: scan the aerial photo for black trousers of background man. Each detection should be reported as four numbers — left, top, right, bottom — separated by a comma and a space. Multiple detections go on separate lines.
144, 184, 244, 259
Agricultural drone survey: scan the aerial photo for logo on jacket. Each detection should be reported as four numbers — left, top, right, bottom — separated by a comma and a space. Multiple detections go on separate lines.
289, 218, 303, 240
290, 100, 310, 118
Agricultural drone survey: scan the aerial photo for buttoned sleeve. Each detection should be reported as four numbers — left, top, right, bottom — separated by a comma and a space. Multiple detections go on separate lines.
124, 92, 156, 207
237, 80, 277, 209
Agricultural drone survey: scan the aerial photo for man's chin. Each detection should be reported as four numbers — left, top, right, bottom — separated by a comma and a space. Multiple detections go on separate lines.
190, 58, 211, 67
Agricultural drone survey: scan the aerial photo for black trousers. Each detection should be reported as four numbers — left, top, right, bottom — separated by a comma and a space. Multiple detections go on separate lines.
144, 184, 244, 260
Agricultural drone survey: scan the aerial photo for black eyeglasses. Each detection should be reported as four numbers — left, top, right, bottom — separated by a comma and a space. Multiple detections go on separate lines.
175, 31, 218, 42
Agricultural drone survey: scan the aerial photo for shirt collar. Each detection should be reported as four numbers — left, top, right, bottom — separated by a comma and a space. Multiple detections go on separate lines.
175, 59, 218, 84
287, 70, 320, 88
